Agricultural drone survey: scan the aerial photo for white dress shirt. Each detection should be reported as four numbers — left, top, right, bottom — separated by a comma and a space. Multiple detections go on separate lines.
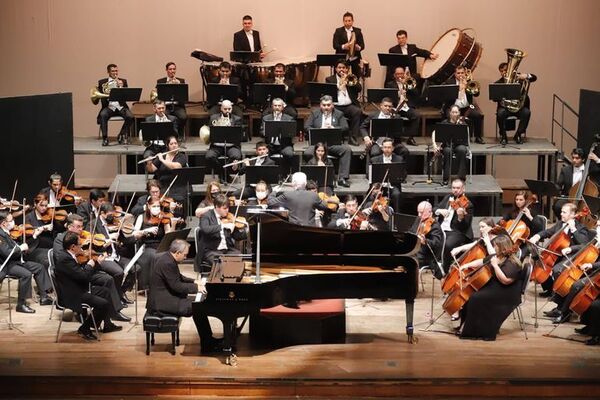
107, 78, 123, 111
214, 209, 228, 250
321, 113, 333, 128
335, 76, 352, 106
572, 165, 585, 186
245, 30, 255, 52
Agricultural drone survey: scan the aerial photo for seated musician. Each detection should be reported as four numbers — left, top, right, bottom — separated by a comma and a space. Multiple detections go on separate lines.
247, 181, 270, 208
443, 65, 484, 144
361, 97, 410, 158
369, 137, 403, 213
499, 191, 545, 239
131, 179, 161, 218
233, 15, 264, 57
388, 29, 438, 81
146, 135, 188, 214
195, 181, 222, 219
197, 193, 247, 267
23, 193, 54, 268
410, 201, 443, 275
363, 183, 393, 231
0, 210, 53, 313
495, 62, 537, 145
306, 142, 333, 167
266, 64, 297, 118
329, 195, 366, 230
326, 60, 363, 146
96, 63, 134, 146
434, 178, 474, 275
232, 141, 276, 200
261, 98, 295, 172
132, 199, 178, 290
146, 239, 221, 353
530, 202, 592, 298
205, 100, 244, 175
267, 172, 330, 226
432, 104, 470, 185
576, 258, 600, 345
53, 214, 131, 318
40, 172, 81, 208
303, 95, 352, 188
384, 68, 421, 145
456, 234, 524, 341
55, 232, 124, 340
554, 147, 600, 219
156, 62, 187, 137
208, 62, 243, 117
76, 188, 107, 228
332, 11, 365, 78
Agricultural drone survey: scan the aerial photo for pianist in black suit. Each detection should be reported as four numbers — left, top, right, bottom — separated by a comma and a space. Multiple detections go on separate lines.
156, 62, 187, 137
410, 201, 444, 277
261, 98, 295, 173
197, 194, 247, 267
267, 172, 330, 227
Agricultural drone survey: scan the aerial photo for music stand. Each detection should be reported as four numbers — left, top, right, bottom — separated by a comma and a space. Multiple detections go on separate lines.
211, 126, 243, 147
264, 120, 295, 144
367, 88, 399, 105
426, 84, 459, 106
369, 162, 405, 189
434, 123, 471, 185
245, 165, 281, 186
141, 121, 177, 144
307, 82, 338, 104
377, 53, 412, 70
108, 87, 143, 103
173, 167, 206, 216
156, 228, 192, 253
308, 128, 342, 146
371, 118, 405, 140
316, 53, 342, 75
156, 83, 189, 104
252, 83, 286, 108
206, 83, 239, 105
525, 179, 561, 218
230, 51, 261, 63
300, 165, 336, 188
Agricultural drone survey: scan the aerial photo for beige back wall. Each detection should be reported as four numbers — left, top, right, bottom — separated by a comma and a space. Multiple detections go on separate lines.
1, 0, 599, 187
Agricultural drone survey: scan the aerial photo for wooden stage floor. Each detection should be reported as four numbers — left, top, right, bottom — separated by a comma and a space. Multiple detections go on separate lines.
1, 264, 599, 398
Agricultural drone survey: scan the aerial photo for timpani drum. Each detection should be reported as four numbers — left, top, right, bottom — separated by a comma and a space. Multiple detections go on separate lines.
200, 61, 242, 82
421, 28, 483, 85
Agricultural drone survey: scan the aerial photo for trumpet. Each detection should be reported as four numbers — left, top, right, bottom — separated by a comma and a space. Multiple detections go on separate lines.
339, 72, 358, 88
464, 68, 480, 96
403, 67, 417, 91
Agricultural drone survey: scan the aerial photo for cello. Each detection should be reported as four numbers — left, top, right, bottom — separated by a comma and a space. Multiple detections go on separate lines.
499, 194, 538, 243
569, 270, 600, 316
553, 238, 599, 297
442, 263, 494, 315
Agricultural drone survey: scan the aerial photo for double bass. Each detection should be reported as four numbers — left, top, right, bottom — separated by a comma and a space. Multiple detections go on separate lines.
569, 141, 600, 229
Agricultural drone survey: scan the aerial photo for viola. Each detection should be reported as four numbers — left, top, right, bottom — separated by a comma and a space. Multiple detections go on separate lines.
416, 217, 435, 237
553, 239, 599, 297
40, 208, 68, 224
449, 194, 470, 214
441, 240, 487, 294
319, 192, 340, 212
9, 224, 35, 240
442, 264, 494, 315
570, 270, 600, 316
221, 212, 247, 230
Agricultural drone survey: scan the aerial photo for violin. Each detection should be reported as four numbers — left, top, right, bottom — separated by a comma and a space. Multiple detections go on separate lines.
56, 186, 81, 204
79, 230, 110, 252
416, 217, 435, 237
449, 194, 470, 214
442, 263, 494, 315
9, 224, 35, 240
221, 212, 247, 230
76, 249, 103, 264
319, 192, 340, 212
553, 239, 599, 297
371, 195, 389, 213
569, 270, 600, 316
0, 199, 29, 212
349, 210, 369, 230
40, 208, 68, 224
148, 212, 174, 226
160, 197, 183, 212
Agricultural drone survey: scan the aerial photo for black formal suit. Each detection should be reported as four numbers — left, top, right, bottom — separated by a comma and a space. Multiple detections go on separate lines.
332, 26, 365, 77
147, 251, 197, 316
325, 74, 362, 142
303, 109, 351, 180
494, 74, 537, 138
261, 112, 295, 171
265, 78, 297, 118
233, 29, 262, 52
370, 153, 404, 212
54, 249, 110, 329
360, 111, 411, 159
156, 77, 188, 136
388, 43, 432, 77
441, 77, 483, 139
410, 218, 444, 269
0, 228, 51, 303
205, 113, 243, 172
434, 194, 474, 272
267, 190, 329, 226
23, 211, 53, 268
96, 77, 134, 140
76, 201, 99, 229
197, 210, 247, 266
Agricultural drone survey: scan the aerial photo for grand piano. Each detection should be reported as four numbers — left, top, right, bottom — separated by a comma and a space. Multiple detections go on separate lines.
192, 213, 419, 365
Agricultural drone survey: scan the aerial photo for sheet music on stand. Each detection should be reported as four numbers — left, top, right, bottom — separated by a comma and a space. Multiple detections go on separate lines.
123, 244, 145, 277
0, 246, 16, 273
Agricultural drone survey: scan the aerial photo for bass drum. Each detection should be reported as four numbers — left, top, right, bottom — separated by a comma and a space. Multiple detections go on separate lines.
421, 28, 483, 85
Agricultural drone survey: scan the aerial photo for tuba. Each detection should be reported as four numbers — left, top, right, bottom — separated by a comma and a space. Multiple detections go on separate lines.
501, 48, 529, 113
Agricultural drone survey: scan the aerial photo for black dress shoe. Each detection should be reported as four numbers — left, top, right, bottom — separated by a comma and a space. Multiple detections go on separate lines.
514, 133, 524, 144
552, 311, 571, 324
474, 136, 485, 144
337, 179, 350, 188
585, 336, 600, 346
102, 138, 109, 147
543, 308, 561, 318
103, 323, 123, 333
406, 137, 417, 146
575, 326, 591, 335
121, 294, 134, 305
39, 297, 53, 306
112, 312, 131, 322
16, 304, 35, 314
539, 290, 553, 298
117, 133, 126, 145
442, 180, 449, 186
500, 135, 508, 145
77, 327, 97, 341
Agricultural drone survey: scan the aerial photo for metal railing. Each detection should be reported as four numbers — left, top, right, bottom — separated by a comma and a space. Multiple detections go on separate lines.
551, 94, 579, 160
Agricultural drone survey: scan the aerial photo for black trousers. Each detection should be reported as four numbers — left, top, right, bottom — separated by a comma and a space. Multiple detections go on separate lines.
80, 287, 110, 330
442, 231, 469, 273
460, 106, 483, 138
206, 145, 243, 176
267, 143, 295, 173
442, 145, 469, 181
1, 264, 32, 304
98, 107, 134, 139
90, 270, 123, 317
166, 105, 187, 137
497, 106, 531, 136
335, 104, 362, 141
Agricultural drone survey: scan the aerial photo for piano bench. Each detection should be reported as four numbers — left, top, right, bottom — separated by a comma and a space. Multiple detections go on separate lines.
250, 299, 346, 347
143, 312, 181, 356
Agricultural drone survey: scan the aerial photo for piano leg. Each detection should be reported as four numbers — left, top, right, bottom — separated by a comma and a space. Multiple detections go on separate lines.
405, 299, 418, 344
222, 317, 239, 366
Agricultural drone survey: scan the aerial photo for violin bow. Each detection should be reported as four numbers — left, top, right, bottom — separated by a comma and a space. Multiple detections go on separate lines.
159, 176, 178, 203
10, 180, 18, 206
112, 179, 120, 205
349, 168, 390, 225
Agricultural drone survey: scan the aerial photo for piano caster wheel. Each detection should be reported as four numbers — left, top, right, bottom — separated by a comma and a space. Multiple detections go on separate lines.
226, 354, 238, 367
